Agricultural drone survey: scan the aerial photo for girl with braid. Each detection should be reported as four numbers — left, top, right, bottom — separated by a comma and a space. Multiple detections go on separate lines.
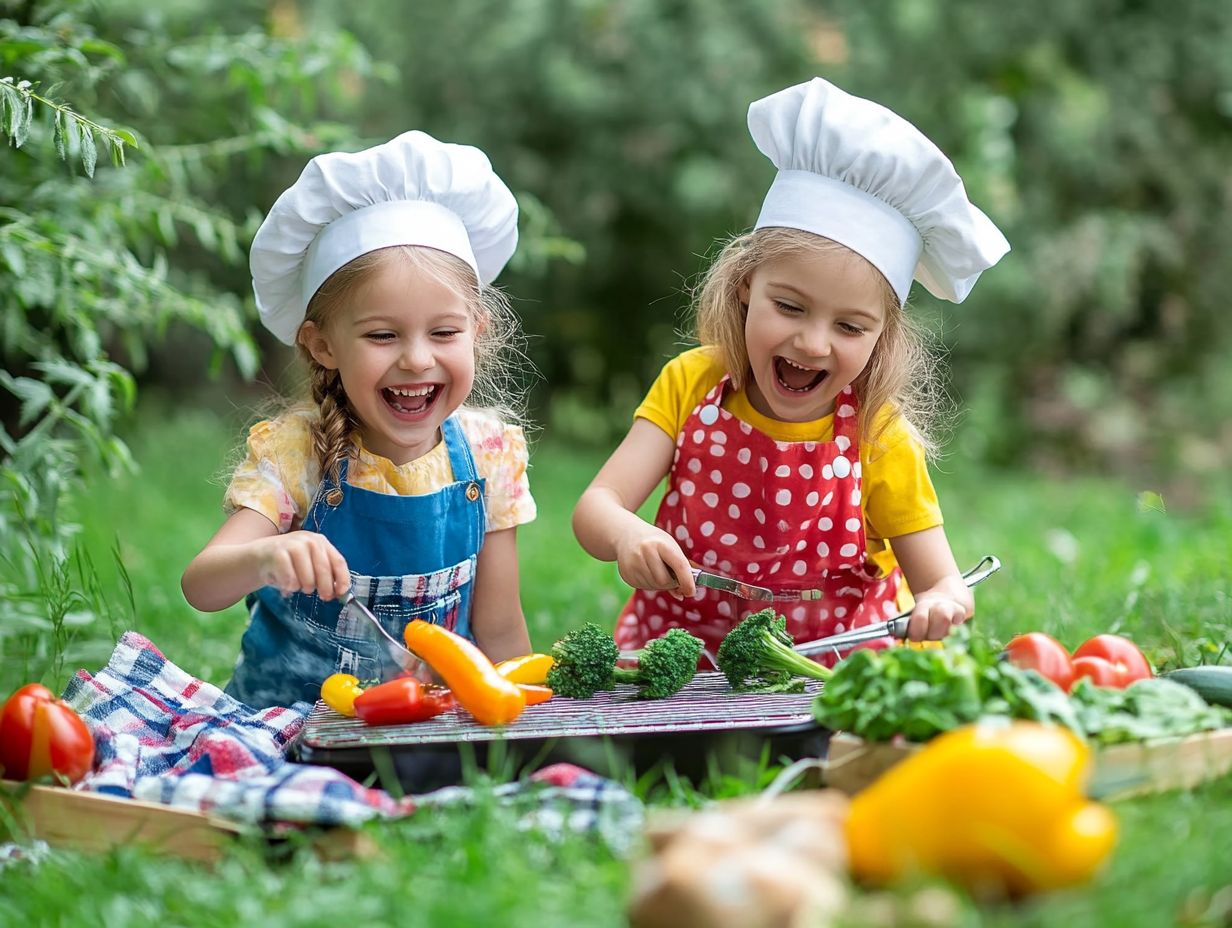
182, 132, 535, 709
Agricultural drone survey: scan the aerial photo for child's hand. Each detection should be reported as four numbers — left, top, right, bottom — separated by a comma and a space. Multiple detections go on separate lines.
254, 530, 351, 600
904, 588, 974, 641
614, 525, 697, 598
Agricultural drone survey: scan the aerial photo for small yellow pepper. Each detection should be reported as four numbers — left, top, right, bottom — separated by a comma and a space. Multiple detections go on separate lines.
845, 721, 1117, 895
320, 673, 364, 717
495, 653, 556, 686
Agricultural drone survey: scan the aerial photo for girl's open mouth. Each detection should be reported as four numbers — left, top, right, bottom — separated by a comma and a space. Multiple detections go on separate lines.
382, 384, 441, 418
774, 357, 828, 394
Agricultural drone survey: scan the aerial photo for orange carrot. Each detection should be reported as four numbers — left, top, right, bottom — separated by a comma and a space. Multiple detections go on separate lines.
403, 620, 525, 725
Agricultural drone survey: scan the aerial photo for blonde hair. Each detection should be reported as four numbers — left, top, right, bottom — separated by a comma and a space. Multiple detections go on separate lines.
693, 227, 946, 457
297, 245, 528, 485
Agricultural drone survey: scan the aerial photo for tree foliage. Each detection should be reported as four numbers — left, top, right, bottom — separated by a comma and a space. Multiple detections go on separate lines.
311, 0, 1232, 480
325, 0, 821, 441
0, 0, 381, 668
822, 0, 1232, 478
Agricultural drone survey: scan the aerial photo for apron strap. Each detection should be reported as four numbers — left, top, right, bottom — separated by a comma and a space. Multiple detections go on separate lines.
443, 415, 480, 482
442, 414, 487, 550
833, 385, 860, 443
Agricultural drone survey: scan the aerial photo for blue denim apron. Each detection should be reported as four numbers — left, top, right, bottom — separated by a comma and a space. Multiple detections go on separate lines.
225, 416, 486, 708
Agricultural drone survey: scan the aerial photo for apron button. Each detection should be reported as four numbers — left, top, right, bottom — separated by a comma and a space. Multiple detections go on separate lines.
698, 404, 720, 426
832, 456, 852, 479
325, 488, 344, 507
465, 482, 481, 502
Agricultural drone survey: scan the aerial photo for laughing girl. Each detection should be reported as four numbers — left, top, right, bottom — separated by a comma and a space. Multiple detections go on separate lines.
573, 78, 1009, 663
182, 131, 535, 708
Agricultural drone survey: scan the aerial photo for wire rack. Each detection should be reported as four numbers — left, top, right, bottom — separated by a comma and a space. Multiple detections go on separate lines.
301, 672, 823, 749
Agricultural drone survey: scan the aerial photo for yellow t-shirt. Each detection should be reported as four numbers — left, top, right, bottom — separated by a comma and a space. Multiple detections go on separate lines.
635, 346, 941, 580
223, 405, 537, 534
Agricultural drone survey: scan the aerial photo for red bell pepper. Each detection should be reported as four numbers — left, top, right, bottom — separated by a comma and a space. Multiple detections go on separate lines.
0, 683, 95, 784
353, 678, 455, 726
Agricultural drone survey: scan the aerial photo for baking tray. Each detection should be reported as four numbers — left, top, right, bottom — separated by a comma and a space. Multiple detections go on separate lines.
295, 672, 829, 791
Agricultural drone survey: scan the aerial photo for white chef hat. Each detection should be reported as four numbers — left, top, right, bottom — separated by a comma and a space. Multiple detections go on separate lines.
748, 78, 1009, 304
250, 130, 519, 344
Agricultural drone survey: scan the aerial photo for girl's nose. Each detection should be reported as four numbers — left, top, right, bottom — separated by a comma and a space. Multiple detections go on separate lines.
400, 338, 434, 371
796, 324, 832, 358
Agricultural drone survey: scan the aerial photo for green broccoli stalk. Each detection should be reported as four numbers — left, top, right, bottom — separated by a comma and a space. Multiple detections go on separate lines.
611, 628, 704, 699
546, 622, 619, 699
716, 609, 832, 692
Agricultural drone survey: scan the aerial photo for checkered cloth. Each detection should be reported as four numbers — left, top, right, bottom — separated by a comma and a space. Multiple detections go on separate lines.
61, 632, 642, 846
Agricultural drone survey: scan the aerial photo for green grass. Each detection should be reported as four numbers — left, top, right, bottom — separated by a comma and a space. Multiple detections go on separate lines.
2, 399, 1231, 927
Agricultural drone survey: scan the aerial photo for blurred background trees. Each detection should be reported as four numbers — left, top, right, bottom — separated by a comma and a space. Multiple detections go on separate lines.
3, 0, 1230, 587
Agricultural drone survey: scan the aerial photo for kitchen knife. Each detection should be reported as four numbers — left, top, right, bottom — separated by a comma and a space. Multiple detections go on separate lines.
690, 567, 775, 602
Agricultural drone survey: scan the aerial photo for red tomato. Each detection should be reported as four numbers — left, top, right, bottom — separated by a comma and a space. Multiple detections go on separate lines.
1072, 634, 1152, 687
1071, 655, 1125, 688
0, 683, 95, 784
1005, 633, 1076, 692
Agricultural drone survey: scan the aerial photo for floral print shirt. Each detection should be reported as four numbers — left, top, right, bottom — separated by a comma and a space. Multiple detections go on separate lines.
223, 405, 536, 534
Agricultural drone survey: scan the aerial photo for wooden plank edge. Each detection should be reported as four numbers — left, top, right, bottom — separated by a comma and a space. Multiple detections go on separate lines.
1, 780, 378, 863
820, 727, 1232, 798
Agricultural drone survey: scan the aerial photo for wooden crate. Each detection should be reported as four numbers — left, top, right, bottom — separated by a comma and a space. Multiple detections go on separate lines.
1, 780, 244, 862
823, 727, 1232, 799
0, 780, 376, 863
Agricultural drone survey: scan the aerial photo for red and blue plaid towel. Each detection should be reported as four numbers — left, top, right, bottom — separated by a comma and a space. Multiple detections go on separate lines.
61, 632, 642, 846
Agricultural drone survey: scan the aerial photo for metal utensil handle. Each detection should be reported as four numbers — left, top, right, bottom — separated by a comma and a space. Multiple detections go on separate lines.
796, 554, 1002, 656
343, 589, 424, 675
884, 554, 1002, 638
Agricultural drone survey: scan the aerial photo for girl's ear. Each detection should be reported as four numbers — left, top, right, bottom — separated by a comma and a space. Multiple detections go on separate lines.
299, 321, 339, 370
737, 278, 751, 307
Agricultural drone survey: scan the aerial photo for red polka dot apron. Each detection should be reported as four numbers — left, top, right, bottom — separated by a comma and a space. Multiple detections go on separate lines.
616, 376, 901, 666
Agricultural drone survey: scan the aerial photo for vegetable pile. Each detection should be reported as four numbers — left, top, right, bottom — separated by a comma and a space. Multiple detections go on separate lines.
319, 623, 561, 726
812, 625, 1232, 745
321, 622, 706, 725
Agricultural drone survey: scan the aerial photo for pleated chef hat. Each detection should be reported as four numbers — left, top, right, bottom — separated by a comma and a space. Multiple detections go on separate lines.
749, 78, 1009, 304
250, 130, 519, 344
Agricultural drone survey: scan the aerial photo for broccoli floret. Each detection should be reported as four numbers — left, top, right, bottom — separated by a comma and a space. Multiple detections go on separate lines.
716, 609, 831, 692
611, 628, 704, 699
546, 623, 619, 699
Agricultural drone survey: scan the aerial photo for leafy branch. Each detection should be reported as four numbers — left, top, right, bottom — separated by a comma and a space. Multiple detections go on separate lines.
0, 76, 137, 176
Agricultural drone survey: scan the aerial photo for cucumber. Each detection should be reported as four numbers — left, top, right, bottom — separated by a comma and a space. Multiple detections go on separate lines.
1160, 666, 1232, 709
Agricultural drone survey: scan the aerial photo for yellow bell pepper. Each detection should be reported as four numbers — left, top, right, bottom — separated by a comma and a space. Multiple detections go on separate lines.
495, 653, 556, 686
845, 721, 1117, 895
320, 673, 364, 717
